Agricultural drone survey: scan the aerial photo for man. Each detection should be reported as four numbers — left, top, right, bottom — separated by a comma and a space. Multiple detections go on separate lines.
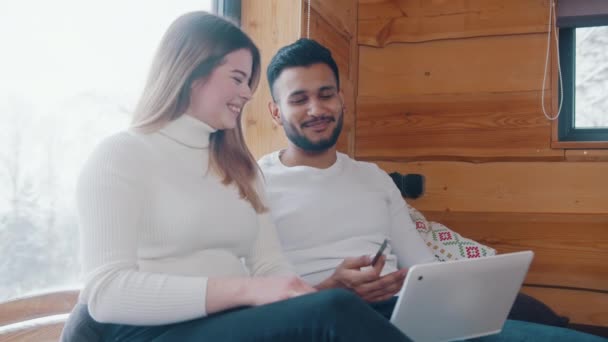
258, 39, 581, 334
258, 38, 436, 304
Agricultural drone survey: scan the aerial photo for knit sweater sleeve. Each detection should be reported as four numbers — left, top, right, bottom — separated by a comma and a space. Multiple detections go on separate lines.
373, 167, 436, 268
245, 178, 295, 277
77, 133, 208, 325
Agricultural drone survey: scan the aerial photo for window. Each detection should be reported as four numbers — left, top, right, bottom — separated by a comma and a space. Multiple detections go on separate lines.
0, 0, 214, 303
557, 0, 608, 142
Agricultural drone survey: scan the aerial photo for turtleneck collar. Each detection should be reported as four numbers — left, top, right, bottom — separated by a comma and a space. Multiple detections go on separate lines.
158, 114, 218, 149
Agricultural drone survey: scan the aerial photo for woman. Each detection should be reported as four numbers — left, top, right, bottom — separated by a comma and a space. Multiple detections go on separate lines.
61, 12, 411, 341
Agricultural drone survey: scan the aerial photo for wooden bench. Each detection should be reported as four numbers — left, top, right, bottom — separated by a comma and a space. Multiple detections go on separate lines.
0, 290, 79, 342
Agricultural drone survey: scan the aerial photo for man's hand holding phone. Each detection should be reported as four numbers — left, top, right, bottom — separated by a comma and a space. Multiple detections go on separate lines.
315, 239, 408, 302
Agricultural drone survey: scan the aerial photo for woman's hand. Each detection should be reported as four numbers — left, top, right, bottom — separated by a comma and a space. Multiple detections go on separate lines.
244, 276, 316, 306
206, 276, 316, 315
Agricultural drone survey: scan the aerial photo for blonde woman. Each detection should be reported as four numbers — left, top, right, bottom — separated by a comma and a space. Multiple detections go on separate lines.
60, 11, 410, 342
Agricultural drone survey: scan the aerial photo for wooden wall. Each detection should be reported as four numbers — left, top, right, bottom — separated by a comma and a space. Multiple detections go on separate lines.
241, 0, 302, 158
304, 0, 359, 155
241, 0, 358, 157
242, 0, 607, 327
357, 0, 560, 161
358, 0, 608, 326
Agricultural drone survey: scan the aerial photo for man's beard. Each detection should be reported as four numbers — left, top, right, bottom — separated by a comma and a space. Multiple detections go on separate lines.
282, 110, 344, 153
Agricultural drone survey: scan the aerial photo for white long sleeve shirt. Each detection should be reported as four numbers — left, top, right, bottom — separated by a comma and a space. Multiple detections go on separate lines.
258, 151, 435, 286
77, 114, 292, 325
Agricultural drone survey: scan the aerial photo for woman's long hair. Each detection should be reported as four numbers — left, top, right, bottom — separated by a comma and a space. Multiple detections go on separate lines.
131, 11, 265, 212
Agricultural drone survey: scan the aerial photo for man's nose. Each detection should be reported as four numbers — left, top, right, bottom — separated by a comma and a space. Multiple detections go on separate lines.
306, 99, 324, 116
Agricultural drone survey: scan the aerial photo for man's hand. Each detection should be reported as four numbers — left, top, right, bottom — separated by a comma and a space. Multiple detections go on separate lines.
315, 255, 407, 302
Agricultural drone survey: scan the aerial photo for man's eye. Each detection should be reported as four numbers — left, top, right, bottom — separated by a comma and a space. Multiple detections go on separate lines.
320, 93, 335, 99
232, 77, 243, 84
291, 98, 307, 104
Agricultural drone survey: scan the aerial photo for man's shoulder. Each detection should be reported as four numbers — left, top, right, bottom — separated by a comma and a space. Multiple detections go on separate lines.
339, 152, 384, 177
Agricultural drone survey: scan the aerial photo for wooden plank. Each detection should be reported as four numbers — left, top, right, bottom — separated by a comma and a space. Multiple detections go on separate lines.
552, 140, 608, 149
521, 286, 608, 326
241, 0, 302, 159
419, 211, 608, 292
566, 150, 608, 162
307, 6, 357, 155
356, 92, 563, 161
376, 161, 608, 214
242, 0, 358, 158
346, 0, 359, 157
308, 8, 351, 76
0, 290, 78, 326
0, 322, 65, 342
359, 34, 548, 98
358, 0, 549, 46
309, 0, 356, 39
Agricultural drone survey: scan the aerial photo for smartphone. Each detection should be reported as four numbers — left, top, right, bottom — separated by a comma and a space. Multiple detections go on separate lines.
371, 238, 389, 266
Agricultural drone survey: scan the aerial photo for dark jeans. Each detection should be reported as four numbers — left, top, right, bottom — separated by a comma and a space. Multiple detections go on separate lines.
61, 289, 411, 342
369, 292, 570, 328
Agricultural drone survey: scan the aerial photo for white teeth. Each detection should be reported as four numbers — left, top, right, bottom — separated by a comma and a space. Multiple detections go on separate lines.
228, 104, 241, 113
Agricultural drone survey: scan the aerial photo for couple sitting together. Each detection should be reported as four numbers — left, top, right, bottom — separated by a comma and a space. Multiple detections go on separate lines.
61, 11, 603, 342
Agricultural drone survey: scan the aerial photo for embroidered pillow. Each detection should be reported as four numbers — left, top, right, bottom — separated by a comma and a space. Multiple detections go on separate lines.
408, 205, 496, 261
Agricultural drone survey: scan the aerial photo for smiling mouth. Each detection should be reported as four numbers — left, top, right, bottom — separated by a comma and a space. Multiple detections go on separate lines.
302, 117, 334, 129
227, 104, 242, 115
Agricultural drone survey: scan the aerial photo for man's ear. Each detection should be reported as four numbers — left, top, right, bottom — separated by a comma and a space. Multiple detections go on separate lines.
338, 89, 346, 112
268, 101, 283, 126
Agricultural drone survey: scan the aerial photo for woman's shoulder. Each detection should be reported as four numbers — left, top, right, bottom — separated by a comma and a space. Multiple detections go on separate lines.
96, 130, 147, 151
85, 130, 152, 169
77, 130, 157, 195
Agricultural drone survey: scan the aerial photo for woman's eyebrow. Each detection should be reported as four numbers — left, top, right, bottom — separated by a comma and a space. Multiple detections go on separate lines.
231, 69, 249, 79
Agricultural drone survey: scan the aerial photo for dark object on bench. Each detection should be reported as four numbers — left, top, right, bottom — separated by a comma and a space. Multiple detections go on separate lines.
389, 172, 425, 199
508, 292, 569, 327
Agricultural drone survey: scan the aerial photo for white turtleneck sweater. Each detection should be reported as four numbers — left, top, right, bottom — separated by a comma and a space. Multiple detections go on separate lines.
76, 114, 293, 326
258, 151, 435, 286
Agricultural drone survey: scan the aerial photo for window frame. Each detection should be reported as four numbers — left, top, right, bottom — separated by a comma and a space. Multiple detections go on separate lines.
214, 0, 241, 24
557, 26, 608, 143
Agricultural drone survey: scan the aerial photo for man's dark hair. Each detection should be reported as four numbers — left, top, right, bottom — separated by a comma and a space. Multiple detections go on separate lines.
266, 38, 340, 100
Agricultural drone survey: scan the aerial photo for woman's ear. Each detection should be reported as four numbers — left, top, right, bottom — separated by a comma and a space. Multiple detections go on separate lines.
268, 101, 283, 126
191, 77, 205, 91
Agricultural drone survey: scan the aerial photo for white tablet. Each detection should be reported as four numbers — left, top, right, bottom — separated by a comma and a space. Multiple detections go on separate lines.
390, 251, 534, 342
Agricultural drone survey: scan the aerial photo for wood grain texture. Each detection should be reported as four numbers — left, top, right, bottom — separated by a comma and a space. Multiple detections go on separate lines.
240, 0, 302, 159
566, 149, 608, 162
309, 0, 357, 39
307, 6, 356, 154
0, 290, 78, 326
552, 141, 608, 149
0, 322, 65, 342
241, 0, 358, 158
359, 34, 548, 97
521, 286, 608, 326
376, 161, 608, 214
420, 211, 608, 292
358, 0, 549, 46
356, 92, 562, 161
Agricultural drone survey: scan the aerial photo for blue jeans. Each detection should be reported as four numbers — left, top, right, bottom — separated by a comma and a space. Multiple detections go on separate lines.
62, 290, 606, 342
61, 289, 411, 342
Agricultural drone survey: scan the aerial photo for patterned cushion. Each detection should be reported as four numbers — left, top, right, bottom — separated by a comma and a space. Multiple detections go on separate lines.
408, 205, 496, 261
